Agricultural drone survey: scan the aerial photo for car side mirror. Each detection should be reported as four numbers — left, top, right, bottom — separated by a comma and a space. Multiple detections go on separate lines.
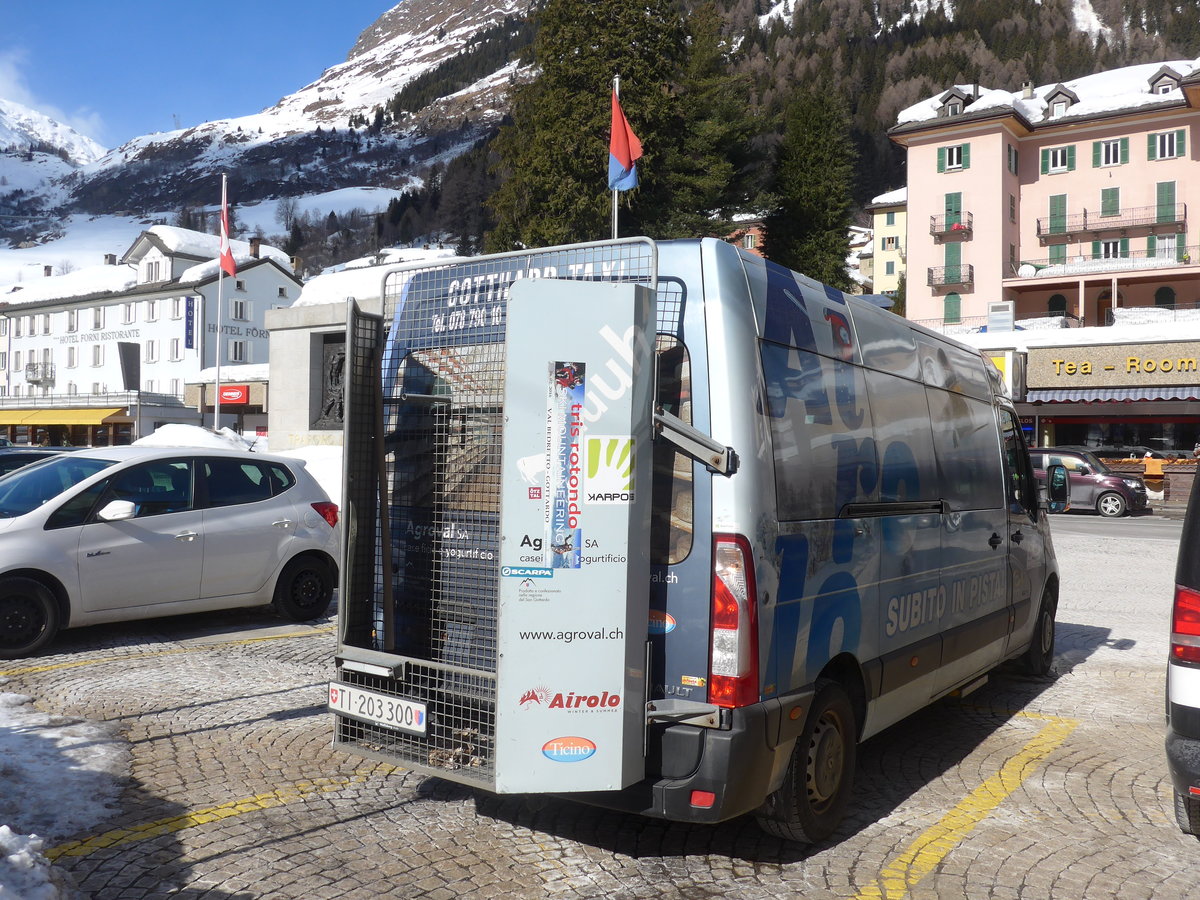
1045, 463, 1070, 512
97, 499, 137, 522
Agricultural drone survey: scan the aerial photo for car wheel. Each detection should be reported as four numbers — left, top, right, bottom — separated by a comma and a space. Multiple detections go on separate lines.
1020, 589, 1057, 676
756, 680, 857, 843
1176, 789, 1200, 837
272, 556, 333, 622
1096, 492, 1127, 518
0, 576, 59, 660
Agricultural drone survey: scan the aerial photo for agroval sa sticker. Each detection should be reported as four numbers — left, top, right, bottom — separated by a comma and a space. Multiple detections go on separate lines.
542, 736, 597, 763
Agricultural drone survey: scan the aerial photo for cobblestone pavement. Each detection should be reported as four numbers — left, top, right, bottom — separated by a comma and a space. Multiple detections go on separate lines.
2, 525, 1196, 899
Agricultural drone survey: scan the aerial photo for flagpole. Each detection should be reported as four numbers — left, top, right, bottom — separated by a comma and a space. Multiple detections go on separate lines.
214, 174, 226, 431
611, 74, 619, 241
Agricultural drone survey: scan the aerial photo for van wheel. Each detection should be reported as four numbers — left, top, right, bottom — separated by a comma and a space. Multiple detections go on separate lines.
0, 577, 59, 660
1096, 492, 1127, 518
273, 557, 333, 621
1175, 789, 1200, 837
1020, 589, 1057, 676
756, 680, 857, 843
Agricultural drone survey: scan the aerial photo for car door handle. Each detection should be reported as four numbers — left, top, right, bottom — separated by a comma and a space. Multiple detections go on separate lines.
988, 533, 1004, 549
272, 519, 294, 529
1011, 530, 1024, 544
175, 531, 199, 542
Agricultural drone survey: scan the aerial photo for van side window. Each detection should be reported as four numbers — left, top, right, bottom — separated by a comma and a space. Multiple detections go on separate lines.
1000, 409, 1037, 515
651, 336, 693, 564
927, 388, 1004, 510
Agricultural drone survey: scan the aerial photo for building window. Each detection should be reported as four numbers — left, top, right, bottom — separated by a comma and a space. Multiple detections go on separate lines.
145, 260, 161, 282
1158, 82, 1176, 95
945, 100, 962, 116
170, 338, 182, 361
67, 347, 77, 368
1007, 144, 1019, 175
0, 352, 6, 370
67, 309, 78, 332
885, 261, 895, 275
1095, 138, 1128, 167
229, 340, 248, 363
1048, 294, 1067, 315
93, 308, 104, 329
1150, 129, 1186, 160
1101, 188, 1120, 217
235, 279, 247, 292
144, 379, 156, 393
145, 299, 158, 321
92, 345, 104, 367
277, 286, 289, 298
144, 340, 158, 363
13, 351, 21, 371
92, 383, 102, 394
41, 314, 49, 335
0, 319, 6, 337
170, 378, 181, 395
172, 297, 184, 319
1009, 244, 1017, 266
25, 316, 34, 335
0, 386, 6, 397
1097, 239, 1128, 259
11, 385, 19, 397
882, 236, 898, 251
122, 303, 135, 324
938, 143, 969, 172
943, 292, 961, 325
67, 382, 77, 396
231, 299, 249, 320
885, 211, 896, 226
1156, 286, 1177, 306
1152, 234, 1178, 259
1042, 145, 1075, 174
13, 318, 21, 337
1009, 194, 1016, 223
1048, 244, 1067, 264
1051, 100, 1068, 119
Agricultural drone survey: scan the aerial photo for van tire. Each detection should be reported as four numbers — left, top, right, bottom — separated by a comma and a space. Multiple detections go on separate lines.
1096, 492, 1127, 518
1020, 589, 1057, 676
273, 557, 334, 621
1175, 789, 1200, 837
756, 679, 857, 843
0, 576, 59, 659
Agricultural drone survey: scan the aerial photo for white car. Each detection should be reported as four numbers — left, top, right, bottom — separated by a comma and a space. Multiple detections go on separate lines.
0, 446, 340, 658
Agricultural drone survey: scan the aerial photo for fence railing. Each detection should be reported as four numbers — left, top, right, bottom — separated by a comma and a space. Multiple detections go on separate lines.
930, 211, 973, 237
1036, 202, 1187, 237
927, 264, 974, 287
1009, 243, 1197, 278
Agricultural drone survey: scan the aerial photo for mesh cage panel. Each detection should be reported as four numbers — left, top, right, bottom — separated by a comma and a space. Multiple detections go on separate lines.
336, 239, 661, 789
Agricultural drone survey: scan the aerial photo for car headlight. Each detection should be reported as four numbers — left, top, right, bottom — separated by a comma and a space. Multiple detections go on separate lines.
1122, 478, 1144, 489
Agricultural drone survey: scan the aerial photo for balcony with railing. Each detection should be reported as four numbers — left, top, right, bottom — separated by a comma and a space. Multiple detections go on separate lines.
930, 211, 973, 239
1007, 243, 1197, 280
928, 264, 974, 287
1036, 202, 1187, 238
24, 362, 55, 384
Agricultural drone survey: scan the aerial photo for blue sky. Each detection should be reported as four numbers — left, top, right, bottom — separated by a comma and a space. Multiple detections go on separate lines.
1, 1, 395, 149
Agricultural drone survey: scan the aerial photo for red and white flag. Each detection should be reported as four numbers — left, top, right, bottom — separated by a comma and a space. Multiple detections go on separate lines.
219, 176, 236, 277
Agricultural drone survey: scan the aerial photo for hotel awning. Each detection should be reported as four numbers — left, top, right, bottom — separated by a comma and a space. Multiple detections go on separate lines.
1026, 388, 1200, 403
0, 407, 126, 425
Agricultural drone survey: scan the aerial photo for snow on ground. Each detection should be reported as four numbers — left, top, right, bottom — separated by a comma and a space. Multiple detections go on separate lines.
0, 684, 128, 899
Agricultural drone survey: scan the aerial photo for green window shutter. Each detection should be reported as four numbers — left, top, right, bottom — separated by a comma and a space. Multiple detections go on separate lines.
1148, 235, 1157, 256
937, 147, 946, 173
1148, 134, 1158, 161
1049, 244, 1066, 264
1120, 137, 1129, 164
1040, 148, 1050, 174
1177, 129, 1187, 157
944, 292, 961, 324
1120, 238, 1129, 257
1067, 145, 1076, 171
1092, 240, 1101, 259
1092, 141, 1101, 167
1158, 181, 1176, 222
961, 143, 971, 169
1179, 240, 1188, 262
1101, 188, 1119, 217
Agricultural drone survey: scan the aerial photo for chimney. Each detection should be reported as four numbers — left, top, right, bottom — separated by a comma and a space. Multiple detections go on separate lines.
43, 265, 53, 277
250, 237, 262, 258
104, 253, 117, 265
290, 255, 303, 276
1022, 81, 1034, 99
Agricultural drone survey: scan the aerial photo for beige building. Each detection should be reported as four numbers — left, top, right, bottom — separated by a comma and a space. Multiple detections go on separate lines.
864, 187, 906, 298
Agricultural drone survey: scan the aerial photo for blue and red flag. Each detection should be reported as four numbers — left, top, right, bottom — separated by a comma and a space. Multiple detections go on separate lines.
608, 90, 643, 191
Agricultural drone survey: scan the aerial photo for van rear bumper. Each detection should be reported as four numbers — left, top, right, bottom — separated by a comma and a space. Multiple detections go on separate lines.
569, 689, 814, 824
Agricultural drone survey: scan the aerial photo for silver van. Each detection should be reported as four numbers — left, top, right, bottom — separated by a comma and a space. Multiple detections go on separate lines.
330, 238, 1066, 842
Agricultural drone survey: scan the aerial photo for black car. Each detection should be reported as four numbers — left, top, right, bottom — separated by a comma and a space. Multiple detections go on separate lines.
0, 448, 71, 478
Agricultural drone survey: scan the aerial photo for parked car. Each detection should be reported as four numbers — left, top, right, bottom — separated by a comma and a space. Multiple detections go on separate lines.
0, 446, 340, 658
1058, 444, 1165, 459
0, 447, 79, 478
1167, 475, 1200, 837
1028, 447, 1148, 517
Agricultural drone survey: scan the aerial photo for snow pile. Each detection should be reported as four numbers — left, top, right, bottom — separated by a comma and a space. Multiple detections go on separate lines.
274, 444, 344, 507
295, 246, 459, 307
0, 827, 78, 900
132, 423, 254, 451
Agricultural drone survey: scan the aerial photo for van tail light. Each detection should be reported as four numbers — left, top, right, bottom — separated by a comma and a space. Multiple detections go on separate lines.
708, 534, 760, 708
311, 502, 339, 528
1171, 585, 1200, 665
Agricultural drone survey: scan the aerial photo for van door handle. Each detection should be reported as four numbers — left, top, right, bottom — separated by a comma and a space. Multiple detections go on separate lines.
988, 533, 1004, 549
1011, 530, 1024, 544
175, 531, 199, 542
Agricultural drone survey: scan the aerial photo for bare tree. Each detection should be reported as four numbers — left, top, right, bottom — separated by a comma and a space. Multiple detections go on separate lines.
56, 259, 76, 276
275, 196, 300, 232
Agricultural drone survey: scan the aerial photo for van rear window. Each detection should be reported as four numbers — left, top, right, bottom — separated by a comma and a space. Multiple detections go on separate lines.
651, 335, 693, 564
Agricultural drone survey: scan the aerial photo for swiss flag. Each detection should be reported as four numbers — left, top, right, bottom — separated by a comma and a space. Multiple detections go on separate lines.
219, 179, 236, 277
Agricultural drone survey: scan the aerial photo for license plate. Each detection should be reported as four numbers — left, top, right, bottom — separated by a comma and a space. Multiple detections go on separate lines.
328, 683, 427, 735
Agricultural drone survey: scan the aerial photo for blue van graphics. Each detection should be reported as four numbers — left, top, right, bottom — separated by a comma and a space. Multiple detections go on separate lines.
549, 360, 585, 569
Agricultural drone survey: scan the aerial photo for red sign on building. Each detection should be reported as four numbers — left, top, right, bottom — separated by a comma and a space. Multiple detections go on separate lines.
219, 384, 249, 405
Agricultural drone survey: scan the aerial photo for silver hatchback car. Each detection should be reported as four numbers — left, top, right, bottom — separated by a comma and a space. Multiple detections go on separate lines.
0, 446, 340, 658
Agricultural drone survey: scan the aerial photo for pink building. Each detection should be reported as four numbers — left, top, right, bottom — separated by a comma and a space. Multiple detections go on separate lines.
890, 60, 1200, 329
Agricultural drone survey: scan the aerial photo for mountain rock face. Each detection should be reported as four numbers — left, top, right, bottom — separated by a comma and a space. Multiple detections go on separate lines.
0, 98, 106, 165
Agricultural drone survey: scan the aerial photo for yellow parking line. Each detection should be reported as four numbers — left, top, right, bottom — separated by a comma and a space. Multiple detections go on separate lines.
46, 770, 380, 860
854, 711, 1078, 900
0, 625, 336, 677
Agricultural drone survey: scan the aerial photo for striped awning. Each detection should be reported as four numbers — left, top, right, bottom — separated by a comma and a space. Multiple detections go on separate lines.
1026, 387, 1200, 403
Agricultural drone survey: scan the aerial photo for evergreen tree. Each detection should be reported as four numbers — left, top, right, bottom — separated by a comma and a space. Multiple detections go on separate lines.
763, 88, 856, 290
486, 0, 688, 249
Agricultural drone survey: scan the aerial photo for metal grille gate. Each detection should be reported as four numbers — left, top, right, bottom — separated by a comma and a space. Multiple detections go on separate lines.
335, 239, 660, 789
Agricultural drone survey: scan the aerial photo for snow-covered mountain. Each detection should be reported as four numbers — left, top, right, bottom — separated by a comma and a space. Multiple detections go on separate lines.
0, 97, 106, 164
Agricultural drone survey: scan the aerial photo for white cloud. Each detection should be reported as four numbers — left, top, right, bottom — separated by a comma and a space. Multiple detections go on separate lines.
0, 46, 107, 144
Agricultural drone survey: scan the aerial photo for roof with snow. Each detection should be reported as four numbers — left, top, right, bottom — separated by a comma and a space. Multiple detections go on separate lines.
868, 187, 906, 207
891, 58, 1200, 134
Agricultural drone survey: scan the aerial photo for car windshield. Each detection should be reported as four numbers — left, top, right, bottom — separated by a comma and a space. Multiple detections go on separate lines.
0, 455, 117, 518
1078, 451, 1113, 474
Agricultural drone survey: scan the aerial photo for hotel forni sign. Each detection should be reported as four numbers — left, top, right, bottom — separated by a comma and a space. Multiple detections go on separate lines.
1027, 342, 1200, 388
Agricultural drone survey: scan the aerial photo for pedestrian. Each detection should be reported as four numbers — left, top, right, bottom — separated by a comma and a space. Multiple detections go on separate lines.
1193, 442, 1200, 459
